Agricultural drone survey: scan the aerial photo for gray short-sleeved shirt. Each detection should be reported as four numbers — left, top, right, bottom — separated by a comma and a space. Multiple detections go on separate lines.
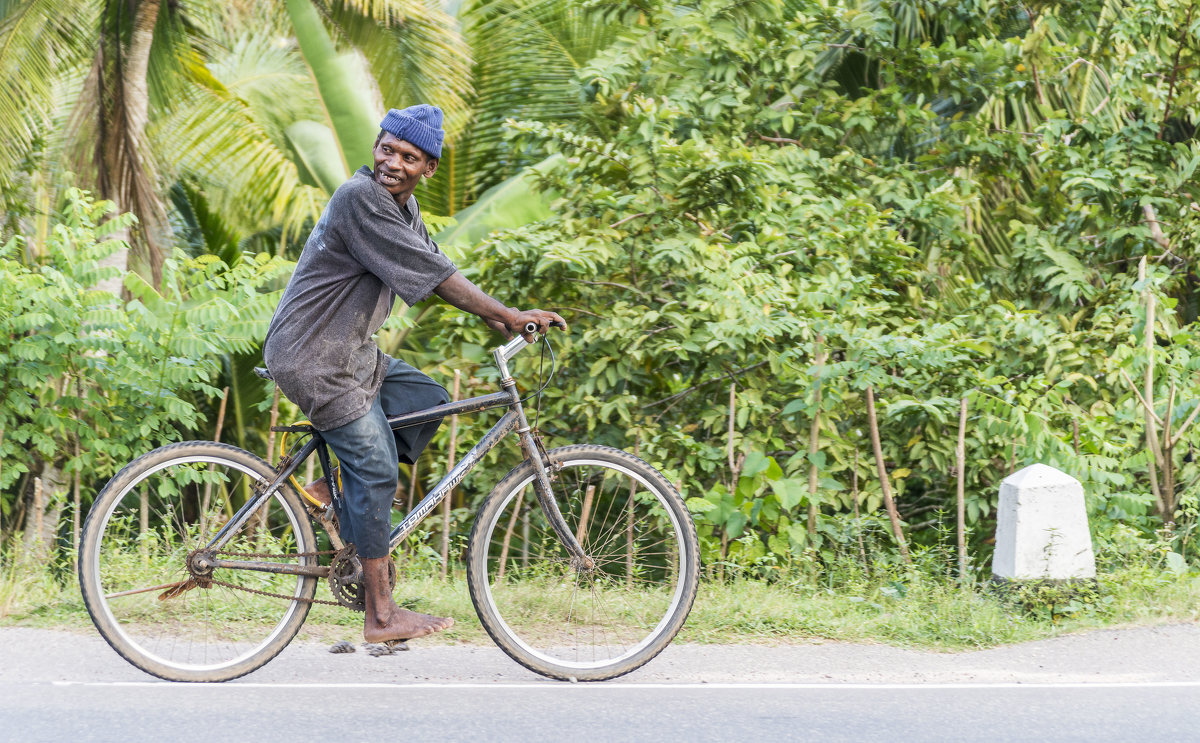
263, 166, 457, 430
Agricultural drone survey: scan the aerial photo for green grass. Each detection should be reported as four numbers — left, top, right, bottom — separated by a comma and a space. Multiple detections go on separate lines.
4, 550, 1199, 650
682, 570, 1200, 649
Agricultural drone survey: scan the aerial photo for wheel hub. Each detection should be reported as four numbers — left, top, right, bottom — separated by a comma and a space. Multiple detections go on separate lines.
569, 554, 596, 573
186, 548, 216, 588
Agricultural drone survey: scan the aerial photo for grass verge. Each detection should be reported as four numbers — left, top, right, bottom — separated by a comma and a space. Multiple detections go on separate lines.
3, 553, 1198, 650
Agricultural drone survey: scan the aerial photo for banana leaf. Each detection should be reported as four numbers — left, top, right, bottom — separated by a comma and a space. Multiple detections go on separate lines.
434, 154, 561, 251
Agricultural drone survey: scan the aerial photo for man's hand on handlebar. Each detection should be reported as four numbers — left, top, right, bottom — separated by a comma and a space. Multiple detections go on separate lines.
487, 309, 567, 342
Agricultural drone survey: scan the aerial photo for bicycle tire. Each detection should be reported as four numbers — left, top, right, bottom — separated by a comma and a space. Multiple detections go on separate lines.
466, 444, 699, 681
78, 441, 318, 682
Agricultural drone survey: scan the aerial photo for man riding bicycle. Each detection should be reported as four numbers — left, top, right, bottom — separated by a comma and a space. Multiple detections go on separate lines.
263, 103, 565, 645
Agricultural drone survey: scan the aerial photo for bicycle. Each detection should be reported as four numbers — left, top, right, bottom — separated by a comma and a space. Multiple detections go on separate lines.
78, 324, 700, 683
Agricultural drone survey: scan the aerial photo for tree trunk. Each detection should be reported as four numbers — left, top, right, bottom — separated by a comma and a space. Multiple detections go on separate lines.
0, 425, 6, 547
24, 462, 67, 563
726, 382, 737, 481
199, 388, 230, 537
72, 441, 82, 566
440, 371, 461, 579
1137, 257, 1167, 517
852, 446, 867, 573
71, 378, 84, 565
721, 384, 740, 582
1163, 382, 1177, 516
955, 396, 968, 581
252, 387, 281, 538
806, 336, 827, 535
94, 0, 168, 294
265, 387, 282, 465
626, 439, 639, 586
865, 386, 911, 563
496, 491, 525, 582
574, 484, 596, 545
405, 463, 418, 514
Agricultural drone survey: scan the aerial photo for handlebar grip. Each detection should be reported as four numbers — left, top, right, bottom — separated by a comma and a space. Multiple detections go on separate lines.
523, 320, 567, 334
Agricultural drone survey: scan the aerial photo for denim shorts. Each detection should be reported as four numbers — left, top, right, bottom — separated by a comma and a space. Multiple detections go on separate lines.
318, 358, 449, 558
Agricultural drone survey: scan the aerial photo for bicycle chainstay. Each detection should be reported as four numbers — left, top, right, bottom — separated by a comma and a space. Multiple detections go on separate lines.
209, 547, 344, 607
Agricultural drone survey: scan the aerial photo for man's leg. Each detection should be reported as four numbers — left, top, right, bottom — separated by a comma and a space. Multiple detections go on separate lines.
320, 399, 453, 642
305, 360, 447, 507
378, 358, 451, 464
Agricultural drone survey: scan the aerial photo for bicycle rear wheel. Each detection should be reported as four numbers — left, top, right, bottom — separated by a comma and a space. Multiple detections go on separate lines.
467, 444, 699, 681
78, 441, 318, 682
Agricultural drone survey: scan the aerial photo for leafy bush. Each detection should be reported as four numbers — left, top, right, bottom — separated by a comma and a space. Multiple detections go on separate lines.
408, 0, 1200, 573
0, 188, 290, 542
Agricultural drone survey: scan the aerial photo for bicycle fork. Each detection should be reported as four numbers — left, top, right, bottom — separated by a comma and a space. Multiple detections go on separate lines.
494, 335, 590, 566
515, 411, 591, 566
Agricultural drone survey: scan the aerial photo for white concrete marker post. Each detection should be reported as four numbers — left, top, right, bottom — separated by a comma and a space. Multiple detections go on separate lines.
992, 463, 1096, 582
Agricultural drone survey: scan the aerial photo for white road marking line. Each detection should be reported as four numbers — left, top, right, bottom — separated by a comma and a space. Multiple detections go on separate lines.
44, 680, 1200, 690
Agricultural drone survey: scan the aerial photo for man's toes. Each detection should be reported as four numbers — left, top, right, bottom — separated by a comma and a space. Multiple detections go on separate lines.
424, 614, 453, 632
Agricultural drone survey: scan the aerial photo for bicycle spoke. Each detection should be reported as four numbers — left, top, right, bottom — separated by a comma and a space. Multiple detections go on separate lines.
472, 448, 696, 679
81, 443, 317, 681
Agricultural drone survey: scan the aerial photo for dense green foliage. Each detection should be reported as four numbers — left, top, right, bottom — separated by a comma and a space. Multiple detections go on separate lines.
434, 0, 1200, 577
3, 0, 1200, 596
0, 189, 288, 535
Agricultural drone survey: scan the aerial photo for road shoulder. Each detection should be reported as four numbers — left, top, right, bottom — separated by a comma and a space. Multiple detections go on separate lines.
3, 623, 1199, 685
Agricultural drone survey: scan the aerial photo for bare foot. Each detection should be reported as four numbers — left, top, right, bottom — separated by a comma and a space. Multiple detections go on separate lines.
303, 476, 332, 508
360, 556, 452, 643
363, 604, 454, 644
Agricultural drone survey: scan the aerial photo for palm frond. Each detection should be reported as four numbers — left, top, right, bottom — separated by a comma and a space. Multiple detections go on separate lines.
0, 0, 98, 189
966, 0, 1133, 277
433, 154, 559, 253
326, 0, 472, 140
287, 0, 380, 173
71, 0, 170, 279
420, 0, 622, 216
153, 78, 325, 245
205, 30, 325, 151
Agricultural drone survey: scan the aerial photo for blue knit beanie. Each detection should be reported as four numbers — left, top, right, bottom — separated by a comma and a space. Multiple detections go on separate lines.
379, 104, 444, 159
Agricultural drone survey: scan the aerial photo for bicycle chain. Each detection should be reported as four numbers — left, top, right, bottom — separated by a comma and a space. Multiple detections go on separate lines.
210, 548, 345, 607
206, 578, 345, 607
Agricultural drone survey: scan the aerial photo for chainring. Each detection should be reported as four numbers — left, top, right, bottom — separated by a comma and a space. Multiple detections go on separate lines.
327, 544, 396, 612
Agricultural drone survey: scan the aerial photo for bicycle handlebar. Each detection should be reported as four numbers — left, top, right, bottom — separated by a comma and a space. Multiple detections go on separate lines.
498, 320, 565, 366
523, 320, 566, 334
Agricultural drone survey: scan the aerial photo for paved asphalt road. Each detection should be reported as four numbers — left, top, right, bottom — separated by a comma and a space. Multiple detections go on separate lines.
3, 624, 1200, 742
6, 680, 1200, 742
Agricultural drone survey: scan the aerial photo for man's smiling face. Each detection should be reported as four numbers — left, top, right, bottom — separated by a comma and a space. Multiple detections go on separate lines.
372, 131, 438, 202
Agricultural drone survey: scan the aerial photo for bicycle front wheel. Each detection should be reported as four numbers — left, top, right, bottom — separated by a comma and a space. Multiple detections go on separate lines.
467, 444, 699, 681
78, 441, 318, 682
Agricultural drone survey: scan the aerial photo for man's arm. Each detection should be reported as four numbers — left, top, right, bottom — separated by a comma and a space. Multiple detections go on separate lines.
434, 271, 567, 341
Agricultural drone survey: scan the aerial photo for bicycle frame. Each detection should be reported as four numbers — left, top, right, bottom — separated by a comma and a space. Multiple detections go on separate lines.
204, 333, 587, 573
